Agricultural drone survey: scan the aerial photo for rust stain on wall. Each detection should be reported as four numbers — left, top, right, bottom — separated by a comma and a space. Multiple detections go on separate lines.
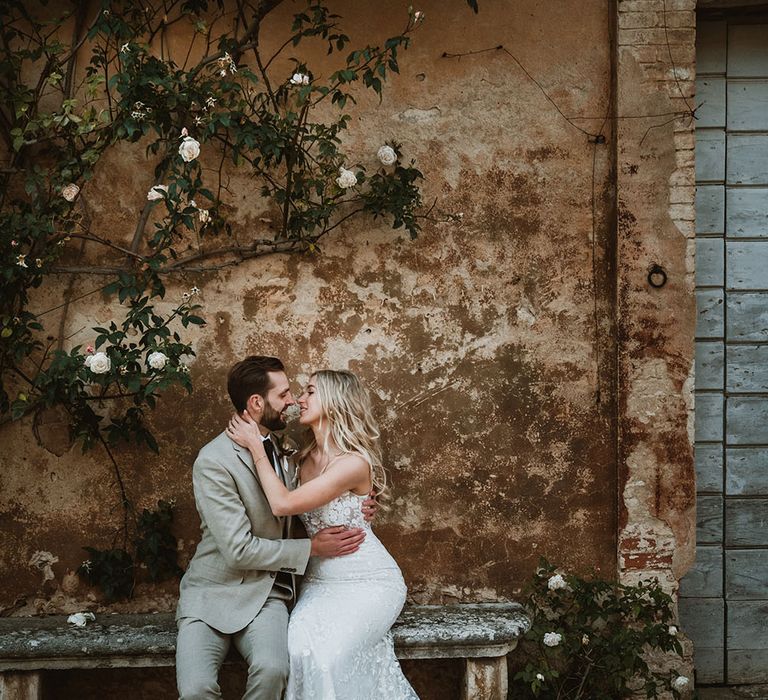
1, 0, 617, 608
0, 0, 700, 695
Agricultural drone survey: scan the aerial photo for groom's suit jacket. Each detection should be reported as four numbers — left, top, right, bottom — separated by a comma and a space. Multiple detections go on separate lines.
176, 431, 311, 634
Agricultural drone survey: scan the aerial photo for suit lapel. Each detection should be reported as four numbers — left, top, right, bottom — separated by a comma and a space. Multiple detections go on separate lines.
231, 436, 288, 526
232, 441, 258, 479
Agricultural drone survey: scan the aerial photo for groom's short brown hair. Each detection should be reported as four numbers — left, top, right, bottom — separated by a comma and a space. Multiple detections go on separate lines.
227, 356, 285, 412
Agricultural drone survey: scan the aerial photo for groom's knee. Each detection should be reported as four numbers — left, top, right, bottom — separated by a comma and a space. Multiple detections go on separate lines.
248, 653, 289, 689
178, 675, 220, 700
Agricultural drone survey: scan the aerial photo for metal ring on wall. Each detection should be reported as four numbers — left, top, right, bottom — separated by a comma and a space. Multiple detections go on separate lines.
647, 264, 667, 289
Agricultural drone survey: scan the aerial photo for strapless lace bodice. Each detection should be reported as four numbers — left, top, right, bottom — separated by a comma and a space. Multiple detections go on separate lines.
299, 490, 370, 537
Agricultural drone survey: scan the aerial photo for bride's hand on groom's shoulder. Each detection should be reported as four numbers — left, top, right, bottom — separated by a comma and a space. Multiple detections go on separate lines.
226, 411, 262, 451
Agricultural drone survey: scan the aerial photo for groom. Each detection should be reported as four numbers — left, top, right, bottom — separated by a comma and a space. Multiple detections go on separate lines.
176, 356, 370, 699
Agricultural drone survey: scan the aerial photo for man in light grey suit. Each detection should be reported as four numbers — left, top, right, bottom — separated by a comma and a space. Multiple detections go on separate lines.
176, 356, 367, 699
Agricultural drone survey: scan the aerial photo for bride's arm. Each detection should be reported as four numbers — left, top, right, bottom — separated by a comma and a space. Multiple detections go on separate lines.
226, 412, 369, 517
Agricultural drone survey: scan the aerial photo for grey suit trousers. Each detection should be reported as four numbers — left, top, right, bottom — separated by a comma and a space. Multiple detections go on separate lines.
176, 596, 289, 700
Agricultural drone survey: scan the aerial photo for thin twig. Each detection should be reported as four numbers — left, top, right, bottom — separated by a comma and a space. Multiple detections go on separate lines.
97, 432, 133, 550
71, 232, 147, 261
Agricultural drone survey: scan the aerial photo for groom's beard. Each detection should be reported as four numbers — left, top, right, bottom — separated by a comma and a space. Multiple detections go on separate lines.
262, 401, 287, 432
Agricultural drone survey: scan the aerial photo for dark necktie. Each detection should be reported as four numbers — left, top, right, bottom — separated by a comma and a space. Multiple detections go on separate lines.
262, 439, 285, 485
263, 439, 278, 471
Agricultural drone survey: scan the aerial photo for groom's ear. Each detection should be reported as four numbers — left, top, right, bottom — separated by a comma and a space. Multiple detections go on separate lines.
246, 393, 263, 418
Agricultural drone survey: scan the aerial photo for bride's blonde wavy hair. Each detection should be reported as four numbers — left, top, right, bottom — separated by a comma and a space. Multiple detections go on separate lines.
297, 369, 389, 506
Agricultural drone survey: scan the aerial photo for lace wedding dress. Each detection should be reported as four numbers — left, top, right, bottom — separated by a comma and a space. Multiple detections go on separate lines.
286, 490, 419, 699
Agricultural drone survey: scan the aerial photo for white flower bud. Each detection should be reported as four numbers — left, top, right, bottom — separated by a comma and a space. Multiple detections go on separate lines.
335, 166, 358, 189
377, 145, 397, 166
547, 573, 568, 591
147, 184, 168, 201
62, 183, 80, 202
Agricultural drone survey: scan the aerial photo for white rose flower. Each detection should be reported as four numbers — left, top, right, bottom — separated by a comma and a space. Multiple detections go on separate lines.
87, 352, 111, 374
668, 625, 678, 637
147, 351, 168, 370
290, 72, 310, 86
543, 632, 562, 647
147, 184, 168, 201
178, 136, 201, 162
16, 254, 27, 268
535, 673, 544, 681
581, 633, 589, 645
377, 144, 397, 166
547, 573, 568, 591
67, 612, 96, 628
62, 183, 80, 202
335, 166, 357, 189
198, 209, 210, 224
672, 676, 689, 691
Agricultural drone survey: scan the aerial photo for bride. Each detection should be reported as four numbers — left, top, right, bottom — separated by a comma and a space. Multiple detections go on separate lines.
226, 369, 418, 700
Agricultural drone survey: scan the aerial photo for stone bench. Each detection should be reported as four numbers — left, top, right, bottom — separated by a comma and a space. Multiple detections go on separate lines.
0, 603, 529, 699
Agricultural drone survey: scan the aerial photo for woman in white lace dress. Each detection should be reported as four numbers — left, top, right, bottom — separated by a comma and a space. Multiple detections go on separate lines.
226, 370, 418, 700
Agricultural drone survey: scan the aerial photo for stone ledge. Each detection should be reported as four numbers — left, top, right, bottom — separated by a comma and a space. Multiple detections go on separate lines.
0, 603, 530, 671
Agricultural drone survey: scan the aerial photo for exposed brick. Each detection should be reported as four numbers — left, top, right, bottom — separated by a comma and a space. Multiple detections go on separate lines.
675, 150, 695, 169
669, 168, 695, 186
669, 186, 695, 204
674, 218, 695, 238
663, 10, 695, 28
622, 551, 675, 569
618, 0, 663, 10
667, 44, 696, 63
619, 11, 662, 29
619, 27, 695, 46
656, 80, 694, 99
668, 203, 695, 220
619, 0, 693, 10
620, 535, 657, 550
619, 10, 693, 29
671, 133, 695, 150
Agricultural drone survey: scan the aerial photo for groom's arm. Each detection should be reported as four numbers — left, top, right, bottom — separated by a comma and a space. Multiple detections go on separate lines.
193, 455, 311, 573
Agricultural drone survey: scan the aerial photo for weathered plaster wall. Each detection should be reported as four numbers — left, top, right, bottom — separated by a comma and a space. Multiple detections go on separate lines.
0, 0, 697, 695
615, 0, 697, 592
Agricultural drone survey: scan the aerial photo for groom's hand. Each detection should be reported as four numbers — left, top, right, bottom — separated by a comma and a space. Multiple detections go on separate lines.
361, 490, 378, 522
310, 526, 365, 558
